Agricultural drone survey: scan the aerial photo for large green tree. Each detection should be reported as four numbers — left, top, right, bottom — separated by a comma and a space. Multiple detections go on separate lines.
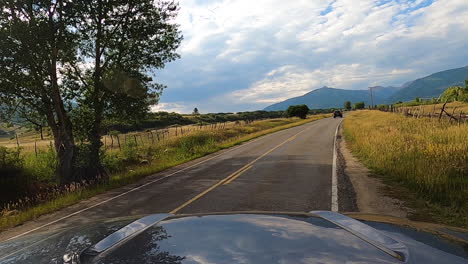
0, 0, 80, 183
344, 101, 352, 111
287, 105, 309, 119
354, 102, 365, 110
0, 0, 182, 183
69, 0, 182, 180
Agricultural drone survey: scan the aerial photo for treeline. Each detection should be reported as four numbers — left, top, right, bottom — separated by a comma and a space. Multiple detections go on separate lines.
104, 110, 286, 133
104, 108, 340, 133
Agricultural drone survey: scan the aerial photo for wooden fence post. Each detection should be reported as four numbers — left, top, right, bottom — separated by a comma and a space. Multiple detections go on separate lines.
15, 133, 20, 149
34, 141, 38, 157
438, 102, 447, 121
116, 135, 121, 150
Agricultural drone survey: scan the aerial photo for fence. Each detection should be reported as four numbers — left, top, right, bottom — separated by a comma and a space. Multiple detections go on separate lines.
0, 119, 263, 154
378, 103, 468, 125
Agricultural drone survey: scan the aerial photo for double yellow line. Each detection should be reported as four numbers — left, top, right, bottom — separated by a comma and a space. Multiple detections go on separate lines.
169, 128, 308, 214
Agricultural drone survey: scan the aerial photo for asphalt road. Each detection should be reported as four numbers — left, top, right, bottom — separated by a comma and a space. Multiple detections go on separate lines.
0, 117, 343, 241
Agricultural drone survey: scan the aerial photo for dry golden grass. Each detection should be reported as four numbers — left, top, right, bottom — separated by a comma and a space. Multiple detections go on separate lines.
400, 101, 468, 114
0, 119, 285, 152
343, 110, 468, 226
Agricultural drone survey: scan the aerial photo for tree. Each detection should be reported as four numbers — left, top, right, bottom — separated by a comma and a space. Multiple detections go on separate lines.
17, 107, 48, 140
344, 101, 352, 111
354, 102, 365, 110
192, 108, 199, 115
0, 1, 80, 183
0, 0, 182, 183
287, 105, 309, 119
67, 0, 182, 181
440, 81, 468, 103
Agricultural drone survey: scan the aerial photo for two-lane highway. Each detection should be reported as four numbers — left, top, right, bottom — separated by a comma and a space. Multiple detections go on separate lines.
0, 117, 343, 241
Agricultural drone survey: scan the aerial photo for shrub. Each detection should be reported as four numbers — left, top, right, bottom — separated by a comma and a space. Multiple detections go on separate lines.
0, 147, 29, 206
344, 101, 352, 110
121, 141, 140, 164
24, 147, 57, 182
440, 84, 468, 103
287, 105, 309, 119
176, 133, 216, 156
354, 102, 365, 110
102, 152, 125, 173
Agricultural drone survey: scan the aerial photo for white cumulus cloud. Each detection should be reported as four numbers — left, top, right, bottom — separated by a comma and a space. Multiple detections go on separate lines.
155, 0, 468, 112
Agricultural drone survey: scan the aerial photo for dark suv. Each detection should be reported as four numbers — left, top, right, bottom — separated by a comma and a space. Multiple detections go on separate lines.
333, 110, 343, 118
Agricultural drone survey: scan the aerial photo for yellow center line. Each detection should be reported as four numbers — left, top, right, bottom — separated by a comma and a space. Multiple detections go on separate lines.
223, 165, 253, 185
169, 126, 311, 214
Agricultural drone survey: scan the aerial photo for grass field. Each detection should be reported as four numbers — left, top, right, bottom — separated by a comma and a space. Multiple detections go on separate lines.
0, 114, 329, 231
343, 110, 468, 227
397, 101, 468, 114
0, 120, 272, 152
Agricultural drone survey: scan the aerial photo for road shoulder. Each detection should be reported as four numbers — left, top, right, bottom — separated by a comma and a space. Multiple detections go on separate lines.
337, 126, 408, 217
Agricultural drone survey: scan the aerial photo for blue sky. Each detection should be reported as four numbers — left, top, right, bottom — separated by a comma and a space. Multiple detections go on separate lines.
152, 0, 468, 113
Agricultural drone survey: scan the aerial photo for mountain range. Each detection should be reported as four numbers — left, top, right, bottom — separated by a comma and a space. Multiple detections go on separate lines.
263, 65, 468, 111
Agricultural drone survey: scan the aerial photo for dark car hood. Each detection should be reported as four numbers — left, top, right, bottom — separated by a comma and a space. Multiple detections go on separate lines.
0, 212, 467, 264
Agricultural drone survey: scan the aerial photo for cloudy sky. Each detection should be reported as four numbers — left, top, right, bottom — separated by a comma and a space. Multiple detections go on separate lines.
152, 0, 468, 113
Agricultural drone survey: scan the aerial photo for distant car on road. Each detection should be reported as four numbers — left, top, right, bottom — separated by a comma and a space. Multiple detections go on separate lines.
333, 110, 343, 118
1, 211, 467, 264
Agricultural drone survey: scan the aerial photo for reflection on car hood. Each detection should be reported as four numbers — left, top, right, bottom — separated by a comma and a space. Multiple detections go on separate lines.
0, 212, 467, 264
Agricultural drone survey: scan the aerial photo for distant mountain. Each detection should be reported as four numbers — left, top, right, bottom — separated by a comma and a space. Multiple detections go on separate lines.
263, 86, 398, 111
263, 65, 468, 111
386, 65, 468, 102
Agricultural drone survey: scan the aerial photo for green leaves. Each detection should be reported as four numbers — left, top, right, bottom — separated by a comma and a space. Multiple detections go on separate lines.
286, 105, 309, 119
0, 0, 183, 182
440, 85, 468, 103
354, 102, 365, 110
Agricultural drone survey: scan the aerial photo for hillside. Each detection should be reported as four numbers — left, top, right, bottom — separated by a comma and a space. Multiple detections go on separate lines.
263, 86, 398, 111
386, 65, 468, 102
264, 65, 468, 110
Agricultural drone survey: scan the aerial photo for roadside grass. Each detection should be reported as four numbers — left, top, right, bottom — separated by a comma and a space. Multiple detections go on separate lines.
343, 110, 468, 227
0, 114, 329, 231
409, 101, 468, 113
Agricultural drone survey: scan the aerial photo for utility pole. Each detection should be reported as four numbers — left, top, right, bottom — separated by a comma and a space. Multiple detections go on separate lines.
369, 87, 374, 109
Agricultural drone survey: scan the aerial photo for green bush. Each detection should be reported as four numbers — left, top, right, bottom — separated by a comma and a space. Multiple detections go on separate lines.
102, 152, 125, 173
287, 105, 309, 119
24, 147, 57, 182
176, 133, 216, 156
440, 81, 468, 103
0, 147, 29, 206
121, 141, 140, 164
0, 146, 23, 172
354, 102, 365, 110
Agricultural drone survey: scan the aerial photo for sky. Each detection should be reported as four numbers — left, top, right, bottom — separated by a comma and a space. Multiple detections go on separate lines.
152, 0, 468, 113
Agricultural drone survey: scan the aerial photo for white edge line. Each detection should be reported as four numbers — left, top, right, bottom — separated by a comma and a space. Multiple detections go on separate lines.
3, 122, 308, 241
331, 119, 343, 212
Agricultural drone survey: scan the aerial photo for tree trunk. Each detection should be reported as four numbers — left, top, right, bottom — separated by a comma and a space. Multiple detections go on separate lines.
44, 105, 77, 185
39, 126, 44, 140
85, 0, 108, 183
54, 128, 77, 184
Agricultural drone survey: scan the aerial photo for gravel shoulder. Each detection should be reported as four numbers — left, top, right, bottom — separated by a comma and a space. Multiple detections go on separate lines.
337, 125, 408, 217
